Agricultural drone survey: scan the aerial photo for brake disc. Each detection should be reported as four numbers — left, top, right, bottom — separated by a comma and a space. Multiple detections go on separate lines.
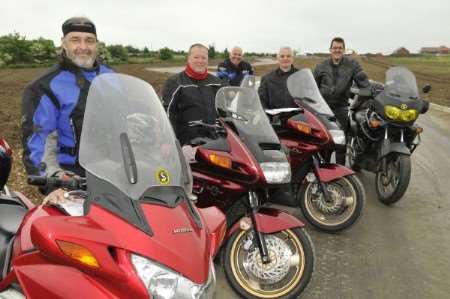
242, 235, 293, 284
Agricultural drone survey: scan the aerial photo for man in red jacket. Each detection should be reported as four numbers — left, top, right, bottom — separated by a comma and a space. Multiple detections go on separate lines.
162, 43, 224, 145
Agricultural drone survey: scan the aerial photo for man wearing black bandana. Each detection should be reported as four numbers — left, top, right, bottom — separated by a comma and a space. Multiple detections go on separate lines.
21, 16, 113, 202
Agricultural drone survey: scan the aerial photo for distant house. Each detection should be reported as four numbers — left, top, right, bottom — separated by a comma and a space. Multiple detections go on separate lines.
392, 47, 410, 56
420, 46, 450, 55
345, 49, 358, 57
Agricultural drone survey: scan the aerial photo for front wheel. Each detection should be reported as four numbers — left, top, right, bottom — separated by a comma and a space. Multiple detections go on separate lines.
298, 174, 365, 232
375, 154, 411, 205
223, 228, 314, 299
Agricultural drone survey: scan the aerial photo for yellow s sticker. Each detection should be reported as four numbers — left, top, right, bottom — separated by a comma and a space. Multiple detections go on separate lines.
155, 168, 170, 185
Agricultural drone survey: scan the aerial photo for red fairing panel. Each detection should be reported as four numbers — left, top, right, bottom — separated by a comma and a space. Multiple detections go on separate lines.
316, 164, 354, 182
89, 202, 211, 284
227, 207, 305, 238
198, 206, 227, 258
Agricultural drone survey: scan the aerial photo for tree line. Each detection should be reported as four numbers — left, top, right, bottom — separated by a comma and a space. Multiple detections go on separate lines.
0, 33, 270, 67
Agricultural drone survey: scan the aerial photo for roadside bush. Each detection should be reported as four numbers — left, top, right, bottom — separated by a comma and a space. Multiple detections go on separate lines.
107, 44, 129, 62
159, 47, 173, 60
0, 33, 33, 64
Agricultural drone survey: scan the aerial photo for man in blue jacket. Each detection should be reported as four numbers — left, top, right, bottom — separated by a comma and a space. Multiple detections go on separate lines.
217, 46, 254, 86
21, 16, 113, 201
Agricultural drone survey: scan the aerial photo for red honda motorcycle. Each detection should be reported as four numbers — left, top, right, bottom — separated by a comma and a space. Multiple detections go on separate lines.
0, 74, 226, 299
255, 69, 366, 232
185, 86, 314, 298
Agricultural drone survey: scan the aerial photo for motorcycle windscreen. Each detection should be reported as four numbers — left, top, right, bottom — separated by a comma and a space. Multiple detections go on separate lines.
215, 86, 280, 147
384, 66, 419, 99
239, 75, 257, 89
79, 73, 188, 202
287, 68, 334, 117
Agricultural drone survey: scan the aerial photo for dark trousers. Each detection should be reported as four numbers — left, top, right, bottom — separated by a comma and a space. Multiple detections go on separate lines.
333, 106, 349, 165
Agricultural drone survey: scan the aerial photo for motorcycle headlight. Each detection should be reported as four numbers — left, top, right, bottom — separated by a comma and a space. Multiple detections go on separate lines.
260, 162, 291, 184
131, 254, 216, 299
399, 109, 418, 122
385, 105, 401, 120
385, 106, 418, 122
329, 129, 346, 145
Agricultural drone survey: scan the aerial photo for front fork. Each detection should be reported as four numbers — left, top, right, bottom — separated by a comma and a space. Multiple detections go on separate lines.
380, 127, 406, 173
248, 191, 271, 264
311, 154, 332, 203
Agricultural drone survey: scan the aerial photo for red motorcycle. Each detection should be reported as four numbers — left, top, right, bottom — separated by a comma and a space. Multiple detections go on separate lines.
256, 69, 366, 232
0, 74, 226, 299
185, 86, 314, 298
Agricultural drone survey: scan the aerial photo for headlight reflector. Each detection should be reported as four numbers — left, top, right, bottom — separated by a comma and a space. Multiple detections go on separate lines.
399, 109, 418, 122
260, 162, 291, 184
329, 129, 346, 145
384, 105, 418, 122
131, 254, 215, 299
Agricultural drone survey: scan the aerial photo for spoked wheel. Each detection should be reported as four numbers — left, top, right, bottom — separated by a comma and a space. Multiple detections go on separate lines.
298, 175, 365, 232
375, 154, 411, 205
223, 228, 314, 299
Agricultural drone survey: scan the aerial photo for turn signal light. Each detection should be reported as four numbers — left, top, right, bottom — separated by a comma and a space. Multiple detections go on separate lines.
295, 122, 312, 135
209, 154, 232, 169
56, 240, 100, 268
369, 119, 382, 128
239, 217, 252, 231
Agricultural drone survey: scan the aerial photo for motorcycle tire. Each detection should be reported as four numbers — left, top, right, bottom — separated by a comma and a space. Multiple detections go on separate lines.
298, 174, 365, 233
223, 228, 314, 299
375, 154, 411, 205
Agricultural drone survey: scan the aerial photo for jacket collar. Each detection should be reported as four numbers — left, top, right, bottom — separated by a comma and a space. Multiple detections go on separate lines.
276, 65, 298, 76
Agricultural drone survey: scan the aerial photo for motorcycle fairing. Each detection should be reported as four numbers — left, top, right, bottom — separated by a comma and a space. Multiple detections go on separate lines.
378, 139, 411, 159
315, 163, 354, 182
227, 207, 305, 238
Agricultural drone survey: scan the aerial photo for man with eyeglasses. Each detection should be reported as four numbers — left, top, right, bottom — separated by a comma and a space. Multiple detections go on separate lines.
313, 37, 369, 165
21, 16, 113, 202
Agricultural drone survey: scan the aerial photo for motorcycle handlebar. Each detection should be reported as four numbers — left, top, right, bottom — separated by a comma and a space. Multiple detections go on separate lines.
27, 175, 86, 190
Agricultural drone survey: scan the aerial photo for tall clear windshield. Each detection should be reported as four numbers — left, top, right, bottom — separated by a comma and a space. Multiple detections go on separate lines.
215, 86, 279, 142
385, 66, 419, 99
79, 73, 187, 200
240, 75, 257, 89
287, 68, 334, 116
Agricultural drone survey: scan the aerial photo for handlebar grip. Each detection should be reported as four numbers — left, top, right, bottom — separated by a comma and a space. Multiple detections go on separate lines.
27, 175, 84, 190
27, 175, 48, 186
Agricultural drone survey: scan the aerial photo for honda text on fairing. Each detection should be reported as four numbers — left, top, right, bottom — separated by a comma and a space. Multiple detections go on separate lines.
242, 71, 366, 233
348, 66, 429, 204
0, 74, 227, 299
185, 85, 314, 299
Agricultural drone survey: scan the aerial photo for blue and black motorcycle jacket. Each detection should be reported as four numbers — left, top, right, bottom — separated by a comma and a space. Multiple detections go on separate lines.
21, 57, 113, 176
217, 58, 254, 86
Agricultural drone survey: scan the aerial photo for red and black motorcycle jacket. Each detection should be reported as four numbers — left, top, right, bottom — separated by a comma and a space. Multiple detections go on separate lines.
161, 72, 223, 146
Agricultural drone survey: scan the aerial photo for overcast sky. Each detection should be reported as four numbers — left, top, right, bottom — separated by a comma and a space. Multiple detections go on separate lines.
1, 0, 449, 54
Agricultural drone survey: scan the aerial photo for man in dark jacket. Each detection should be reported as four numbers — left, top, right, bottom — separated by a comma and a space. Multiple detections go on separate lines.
21, 16, 113, 201
258, 47, 298, 109
217, 46, 254, 86
162, 43, 223, 145
313, 37, 369, 165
